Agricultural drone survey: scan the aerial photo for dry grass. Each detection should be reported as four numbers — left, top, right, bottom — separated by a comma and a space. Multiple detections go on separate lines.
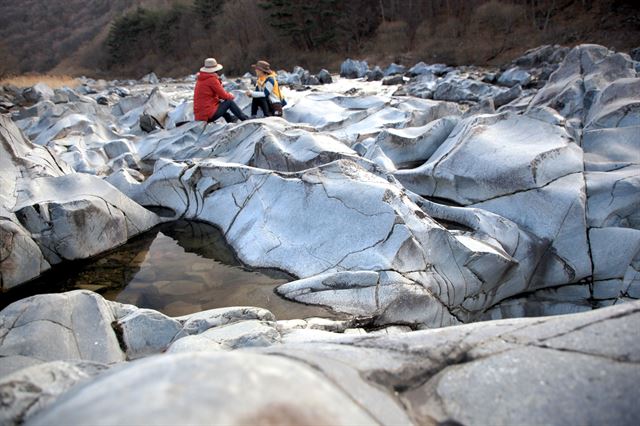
0, 74, 80, 88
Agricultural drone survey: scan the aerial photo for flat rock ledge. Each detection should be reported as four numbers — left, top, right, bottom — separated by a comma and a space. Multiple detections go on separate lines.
0, 291, 638, 426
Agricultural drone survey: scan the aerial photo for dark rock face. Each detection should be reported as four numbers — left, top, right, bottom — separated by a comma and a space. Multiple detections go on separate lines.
21, 83, 54, 104
316, 69, 333, 84
493, 84, 523, 108
382, 75, 404, 85
366, 66, 384, 81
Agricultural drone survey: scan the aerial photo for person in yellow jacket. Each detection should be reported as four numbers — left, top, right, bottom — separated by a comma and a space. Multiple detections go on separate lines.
245, 60, 285, 117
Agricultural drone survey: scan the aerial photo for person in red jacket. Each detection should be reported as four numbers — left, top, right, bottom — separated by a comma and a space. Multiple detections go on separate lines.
193, 58, 248, 123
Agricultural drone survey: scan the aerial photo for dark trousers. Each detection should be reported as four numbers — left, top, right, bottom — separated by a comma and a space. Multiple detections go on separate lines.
208, 100, 248, 123
251, 97, 272, 117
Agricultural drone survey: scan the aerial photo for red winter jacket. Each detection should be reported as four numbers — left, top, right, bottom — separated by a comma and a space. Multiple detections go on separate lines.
193, 72, 235, 121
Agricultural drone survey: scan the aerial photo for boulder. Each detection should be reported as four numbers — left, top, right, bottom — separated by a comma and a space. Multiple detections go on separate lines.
472, 173, 591, 289
497, 67, 532, 87
277, 70, 302, 86
103, 139, 132, 159
51, 89, 70, 104
108, 87, 130, 97
383, 63, 406, 76
292, 65, 306, 77
139, 113, 161, 133
177, 306, 276, 335
142, 87, 171, 127
316, 69, 333, 84
0, 291, 125, 364
407, 62, 450, 77
140, 72, 160, 85
403, 73, 438, 98
283, 93, 379, 130
365, 66, 384, 81
340, 59, 369, 79
114, 308, 185, 360
136, 158, 557, 324
187, 320, 280, 349
463, 98, 495, 117
4, 300, 637, 426
165, 100, 194, 129
482, 72, 497, 83
394, 97, 462, 127
303, 73, 321, 85
482, 284, 593, 319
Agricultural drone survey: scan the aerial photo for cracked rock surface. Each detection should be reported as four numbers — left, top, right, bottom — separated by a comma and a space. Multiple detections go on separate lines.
2, 43, 639, 322
1, 42, 639, 424
0, 291, 636, 426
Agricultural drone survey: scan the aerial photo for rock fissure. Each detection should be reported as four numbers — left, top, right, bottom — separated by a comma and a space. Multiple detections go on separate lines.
535, 306, 640, 343
223, 175, 270, 235
524, 342, 639, 364
470, 170, 584, 206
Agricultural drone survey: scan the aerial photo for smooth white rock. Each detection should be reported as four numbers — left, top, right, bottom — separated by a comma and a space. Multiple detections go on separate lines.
0, 291, 125, 364
28, 352, 380, 426
395, 111, 583, 204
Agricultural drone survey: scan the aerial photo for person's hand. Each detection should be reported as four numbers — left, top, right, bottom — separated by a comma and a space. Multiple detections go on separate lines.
244, 90, 252, 97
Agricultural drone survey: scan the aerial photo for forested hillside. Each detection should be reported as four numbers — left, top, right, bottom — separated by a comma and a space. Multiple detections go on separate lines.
0, 0, 180, 75
1, 0, 638, 78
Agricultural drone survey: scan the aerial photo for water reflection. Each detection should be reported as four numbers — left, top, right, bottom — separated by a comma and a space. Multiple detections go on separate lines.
1, 221, 339, 320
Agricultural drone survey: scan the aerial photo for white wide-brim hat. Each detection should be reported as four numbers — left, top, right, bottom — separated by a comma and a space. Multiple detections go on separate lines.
200, 57, 223, 73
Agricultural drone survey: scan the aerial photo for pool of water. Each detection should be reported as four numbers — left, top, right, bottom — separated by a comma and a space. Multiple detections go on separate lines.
1, 221, 340, 320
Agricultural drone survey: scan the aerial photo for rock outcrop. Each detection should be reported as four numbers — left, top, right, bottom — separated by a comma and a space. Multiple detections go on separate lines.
2, 43, 638, 324
0, 112, 159, 291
